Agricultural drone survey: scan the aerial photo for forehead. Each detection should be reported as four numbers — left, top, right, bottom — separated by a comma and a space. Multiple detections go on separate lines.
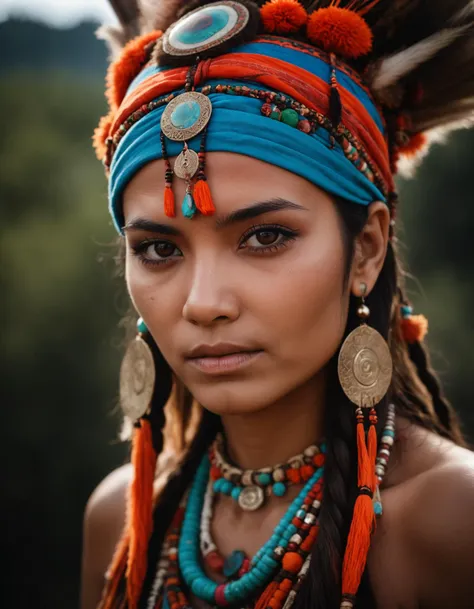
123, 151, 333, 224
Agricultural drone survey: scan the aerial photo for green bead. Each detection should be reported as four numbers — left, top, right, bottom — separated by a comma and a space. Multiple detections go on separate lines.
281, 108, 299, 128
258, 473, 272, 486
137, 318, 147, 334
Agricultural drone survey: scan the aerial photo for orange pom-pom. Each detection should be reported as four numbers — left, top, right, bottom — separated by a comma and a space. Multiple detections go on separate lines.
106, 31, 162, 111
92, 113, 113, 161
398, 132, 428, 157
401, 314, 429, 344
306, 7, 373, 59
282, 552, 304, 573
261, 0, 308, 35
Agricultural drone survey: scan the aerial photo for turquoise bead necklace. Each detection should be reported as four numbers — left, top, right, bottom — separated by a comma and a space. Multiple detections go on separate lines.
178, 454, 325, 605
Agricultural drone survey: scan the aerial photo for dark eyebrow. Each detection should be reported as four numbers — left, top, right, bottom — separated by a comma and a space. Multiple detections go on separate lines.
122, 198, 307, 235
215, 198, 307, 228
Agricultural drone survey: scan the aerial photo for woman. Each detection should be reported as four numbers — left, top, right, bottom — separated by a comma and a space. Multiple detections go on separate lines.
81, 0, 474, 608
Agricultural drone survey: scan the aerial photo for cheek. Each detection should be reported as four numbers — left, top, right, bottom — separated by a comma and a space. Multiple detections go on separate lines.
251, 236, 348, 369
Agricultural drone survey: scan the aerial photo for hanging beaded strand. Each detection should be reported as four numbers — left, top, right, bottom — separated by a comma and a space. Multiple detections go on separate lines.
160, 131, 175, 218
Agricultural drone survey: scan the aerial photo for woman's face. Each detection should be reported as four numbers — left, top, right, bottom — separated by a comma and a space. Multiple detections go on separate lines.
123, 152, 351, 415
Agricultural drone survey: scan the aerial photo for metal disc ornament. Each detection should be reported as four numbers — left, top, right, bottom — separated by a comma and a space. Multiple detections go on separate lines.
174, 148, 199, 179
162, 1, 250, 57
338, 325, 392, 408
120, 336, 155, 421
238, 485, 265, 511
161, 91, 212, 142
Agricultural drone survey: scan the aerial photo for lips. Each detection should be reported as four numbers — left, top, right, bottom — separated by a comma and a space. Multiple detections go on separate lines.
185, 342, 261, 359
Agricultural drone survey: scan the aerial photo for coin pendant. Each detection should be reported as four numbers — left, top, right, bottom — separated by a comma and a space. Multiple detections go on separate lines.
119, 336, 155, 421
238, 486, 264, 511
338, 325, 392, 408
174, 148, 199, 179
161, 91, 212, 142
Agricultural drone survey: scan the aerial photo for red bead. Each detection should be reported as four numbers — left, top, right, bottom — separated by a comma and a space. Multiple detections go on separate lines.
215, 584, 229, 606
205, 550, 225, 573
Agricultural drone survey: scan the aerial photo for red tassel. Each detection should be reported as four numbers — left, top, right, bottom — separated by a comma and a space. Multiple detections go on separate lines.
126, 418, 157, 609
193, 179, 216, 215
164, 185, 176, 217
255, 580, 279, 609
341, 408, 376, 604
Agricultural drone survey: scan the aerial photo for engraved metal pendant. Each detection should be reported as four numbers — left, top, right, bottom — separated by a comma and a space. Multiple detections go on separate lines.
161, 91, 212, 142
338, 325, 392, 408
162, 1, 250, 57
120, 336, 156, 421
238, 485, 265, 511
174, 147, 199, 179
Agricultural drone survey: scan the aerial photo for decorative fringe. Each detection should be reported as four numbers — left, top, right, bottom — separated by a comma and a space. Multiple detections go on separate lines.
164, 185, 176, 217
255, 579, 279, 609
328, 53, 342, 132
105, 30, 163, 111
93, 112, 114, 162
193, 179, 216, 215
126, 418, 158, 609
99, 532, 130, 609
340, 408, 376, 605
401, 314, 429, 344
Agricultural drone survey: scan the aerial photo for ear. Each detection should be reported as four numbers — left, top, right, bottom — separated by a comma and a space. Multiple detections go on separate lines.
350, 201, 390, 297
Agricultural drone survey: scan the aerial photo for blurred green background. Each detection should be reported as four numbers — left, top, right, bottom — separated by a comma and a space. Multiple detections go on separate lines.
1, 16, 473, 609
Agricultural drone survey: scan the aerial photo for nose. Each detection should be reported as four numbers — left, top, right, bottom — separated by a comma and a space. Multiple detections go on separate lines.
182, 259, 240, 327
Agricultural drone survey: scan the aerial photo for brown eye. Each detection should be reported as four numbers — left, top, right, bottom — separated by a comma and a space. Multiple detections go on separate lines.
255, 230, 279, 245
154, 242, 176, 257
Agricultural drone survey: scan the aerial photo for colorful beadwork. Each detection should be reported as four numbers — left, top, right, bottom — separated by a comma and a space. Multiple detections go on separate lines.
210, 433, 325, 508
106, 84, 387, 197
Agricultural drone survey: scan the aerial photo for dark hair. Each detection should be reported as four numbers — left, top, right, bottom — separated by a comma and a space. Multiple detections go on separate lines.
131, 197, 465, 609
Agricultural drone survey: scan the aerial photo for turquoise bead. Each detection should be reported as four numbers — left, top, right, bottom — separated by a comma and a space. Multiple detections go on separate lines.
384, 430, 395, 438
176, 8, 230, 45
231, 487, 242, 501
220, 479, 233, 495
272, 482, 287, 497
136, 317, 147, 334
182, 192, 196, 218
171, 99, 201, 129
401, 305, 413, 318
223, 550, 246, 578
258, 473, 272, 486
374, 501, 383, 516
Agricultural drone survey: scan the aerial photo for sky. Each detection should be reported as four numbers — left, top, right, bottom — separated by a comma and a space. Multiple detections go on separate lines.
0, 0, 116, 27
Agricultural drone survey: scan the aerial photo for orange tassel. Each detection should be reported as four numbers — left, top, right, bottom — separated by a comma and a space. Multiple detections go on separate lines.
126, 418, 158, 609
193, 179, 216, 215
401, 315, 428, 344
341, 409, 376, 602
93, 112, 114, 162
164, 185, 176, 218
99, 533, 130, 609
255, 580, 279, 609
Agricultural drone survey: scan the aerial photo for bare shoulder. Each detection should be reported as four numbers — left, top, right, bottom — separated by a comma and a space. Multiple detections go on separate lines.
405, 439, 474, 608
80, 463, 132, 609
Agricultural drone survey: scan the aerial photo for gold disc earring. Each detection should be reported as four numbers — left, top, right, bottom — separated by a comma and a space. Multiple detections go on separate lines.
338, 283, 392, 409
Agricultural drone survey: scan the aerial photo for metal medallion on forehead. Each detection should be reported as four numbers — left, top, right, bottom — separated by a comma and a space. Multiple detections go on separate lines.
238, 485, 265, 511
120, 336, 155, 421
338, 325, 392, 408
161, 91, 212, 142
162, 1, 250, 57
174, 148, 199, 179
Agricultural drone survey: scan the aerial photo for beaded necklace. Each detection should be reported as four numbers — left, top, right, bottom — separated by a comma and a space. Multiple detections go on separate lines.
147, 404, 396, 609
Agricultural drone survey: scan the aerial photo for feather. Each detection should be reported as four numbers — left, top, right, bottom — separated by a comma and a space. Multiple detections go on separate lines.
97, 0, 141, 56
371, 27, 466, 92
140, 0, 185, 32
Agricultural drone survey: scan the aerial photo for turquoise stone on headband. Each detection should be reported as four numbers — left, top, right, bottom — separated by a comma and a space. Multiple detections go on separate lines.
177, 9, 230, 45
171, 100, 201, 130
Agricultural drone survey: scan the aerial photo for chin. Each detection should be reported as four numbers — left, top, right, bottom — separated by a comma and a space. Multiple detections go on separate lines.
187, 377, 286, 417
